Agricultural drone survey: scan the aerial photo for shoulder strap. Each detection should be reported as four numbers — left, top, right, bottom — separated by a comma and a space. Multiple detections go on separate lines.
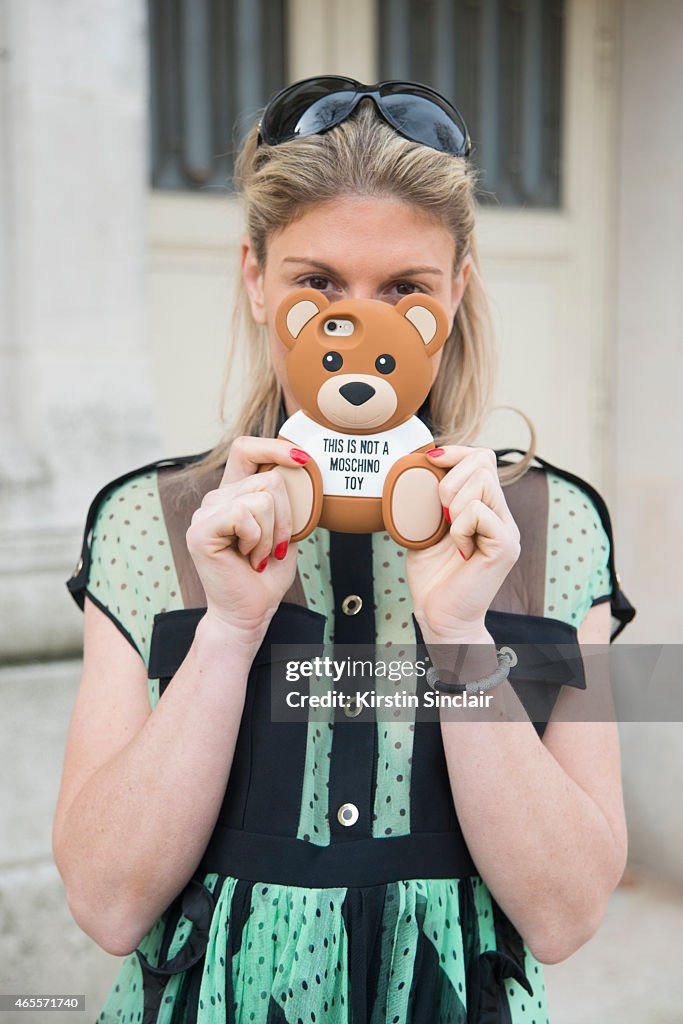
66, 451, 211, 611
495, 449, 636, 641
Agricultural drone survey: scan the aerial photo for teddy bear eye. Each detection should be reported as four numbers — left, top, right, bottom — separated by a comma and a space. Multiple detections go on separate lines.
323, 351, 343, 372
375, 354, 396, 374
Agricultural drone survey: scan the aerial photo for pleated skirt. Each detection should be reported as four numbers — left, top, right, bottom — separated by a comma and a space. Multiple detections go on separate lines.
95, 872, 550, 1024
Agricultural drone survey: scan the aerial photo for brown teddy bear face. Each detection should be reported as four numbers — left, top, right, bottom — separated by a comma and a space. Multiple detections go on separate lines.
275, 288, 450, 434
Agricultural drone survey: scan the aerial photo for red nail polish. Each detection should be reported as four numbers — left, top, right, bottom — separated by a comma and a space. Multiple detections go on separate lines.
274, 541, 288, 560
256, 557, 269, 572
290, 448, 310, 464
426, 447, 445, 457
458, 548, 467, 560
442, 505, 452, 524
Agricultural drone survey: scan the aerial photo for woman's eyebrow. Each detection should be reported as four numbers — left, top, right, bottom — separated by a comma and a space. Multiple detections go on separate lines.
390, 265, 443, 276
282, 257, 341, 276
282, 257, 443, 278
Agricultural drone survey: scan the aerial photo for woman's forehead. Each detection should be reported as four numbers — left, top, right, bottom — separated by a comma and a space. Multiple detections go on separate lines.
267, 196, 456, 268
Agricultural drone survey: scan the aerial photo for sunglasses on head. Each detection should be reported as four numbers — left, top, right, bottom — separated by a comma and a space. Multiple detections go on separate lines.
256, 75, 472, 158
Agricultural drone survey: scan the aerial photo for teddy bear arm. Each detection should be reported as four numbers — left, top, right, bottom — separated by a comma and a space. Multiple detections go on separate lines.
263, 433, 324, 542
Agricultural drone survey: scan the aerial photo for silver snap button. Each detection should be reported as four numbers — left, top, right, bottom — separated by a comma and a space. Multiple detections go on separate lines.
342, 594, 363, 616
499, 645, 518, 668
337, 802, 359, 827
343, 696, 363, 718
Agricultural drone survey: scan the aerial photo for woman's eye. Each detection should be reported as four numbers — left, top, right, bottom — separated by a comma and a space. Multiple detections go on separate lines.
394, 281, 423, 295
302, 275, 332, 291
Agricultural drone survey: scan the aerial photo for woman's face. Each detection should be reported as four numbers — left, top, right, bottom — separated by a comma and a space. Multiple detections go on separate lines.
241, 195, 471, 416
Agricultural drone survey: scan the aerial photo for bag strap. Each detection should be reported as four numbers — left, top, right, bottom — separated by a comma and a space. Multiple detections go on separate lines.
495, 448, 636, 641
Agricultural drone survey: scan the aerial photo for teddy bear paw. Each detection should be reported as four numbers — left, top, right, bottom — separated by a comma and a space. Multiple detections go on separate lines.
382, 455, 450, 549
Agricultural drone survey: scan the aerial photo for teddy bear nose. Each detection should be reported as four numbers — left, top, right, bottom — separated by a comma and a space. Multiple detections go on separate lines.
339, 382, 376, 406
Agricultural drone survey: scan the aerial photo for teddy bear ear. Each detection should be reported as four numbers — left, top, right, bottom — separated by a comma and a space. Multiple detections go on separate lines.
276, 288, 330, 350
396, 293, 450, 356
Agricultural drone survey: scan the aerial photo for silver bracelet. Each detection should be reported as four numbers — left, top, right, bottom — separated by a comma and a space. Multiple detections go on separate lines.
426, 646, 518, 695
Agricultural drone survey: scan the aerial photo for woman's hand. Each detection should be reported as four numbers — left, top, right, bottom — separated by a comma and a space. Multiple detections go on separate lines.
185, 436, 311, 640
406, 445, 521, 641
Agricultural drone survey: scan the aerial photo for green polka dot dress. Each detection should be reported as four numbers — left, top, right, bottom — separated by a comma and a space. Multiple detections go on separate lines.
65, 451, 633, 1024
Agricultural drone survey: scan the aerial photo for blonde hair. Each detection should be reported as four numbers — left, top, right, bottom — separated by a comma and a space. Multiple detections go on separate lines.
178, 100, 537, 487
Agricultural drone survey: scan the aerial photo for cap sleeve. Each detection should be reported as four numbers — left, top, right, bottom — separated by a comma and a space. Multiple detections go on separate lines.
573, 481, 636, 641
544, 469, 636, 641
66, 465, 182, 667
497, 448, 637, 642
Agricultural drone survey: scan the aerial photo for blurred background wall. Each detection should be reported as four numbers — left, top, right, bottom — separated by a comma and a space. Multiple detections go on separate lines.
1, 0, 682, 1020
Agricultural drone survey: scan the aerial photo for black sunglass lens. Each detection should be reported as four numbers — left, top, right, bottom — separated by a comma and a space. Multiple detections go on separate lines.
262, 80, 357, 144
379, 93, 469, 156
292, 93, 358, 139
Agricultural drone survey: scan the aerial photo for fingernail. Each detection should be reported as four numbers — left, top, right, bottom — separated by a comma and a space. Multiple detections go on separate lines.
442, 505, 452, 524
274, 541, 288, 560
426, 447, 445, 457
290, 448, 310, 464
256, 557, 269, 572
458, 548, 468, 560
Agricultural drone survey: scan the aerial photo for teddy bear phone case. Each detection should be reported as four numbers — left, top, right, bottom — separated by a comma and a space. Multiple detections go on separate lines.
260, 287, 452, 550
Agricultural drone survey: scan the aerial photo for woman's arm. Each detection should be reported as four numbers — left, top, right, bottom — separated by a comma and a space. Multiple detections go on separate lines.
53, 437, 305, 957
52, 599, 261, 957
431, 599, 628, 965
411, 444, 628, 964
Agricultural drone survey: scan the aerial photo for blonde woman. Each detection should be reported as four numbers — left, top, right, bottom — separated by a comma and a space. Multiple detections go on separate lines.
53, 78, 636, 1024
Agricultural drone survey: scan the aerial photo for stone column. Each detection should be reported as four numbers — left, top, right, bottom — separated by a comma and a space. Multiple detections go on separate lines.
0, 0, 161, 661
0, 0, 159, 1006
